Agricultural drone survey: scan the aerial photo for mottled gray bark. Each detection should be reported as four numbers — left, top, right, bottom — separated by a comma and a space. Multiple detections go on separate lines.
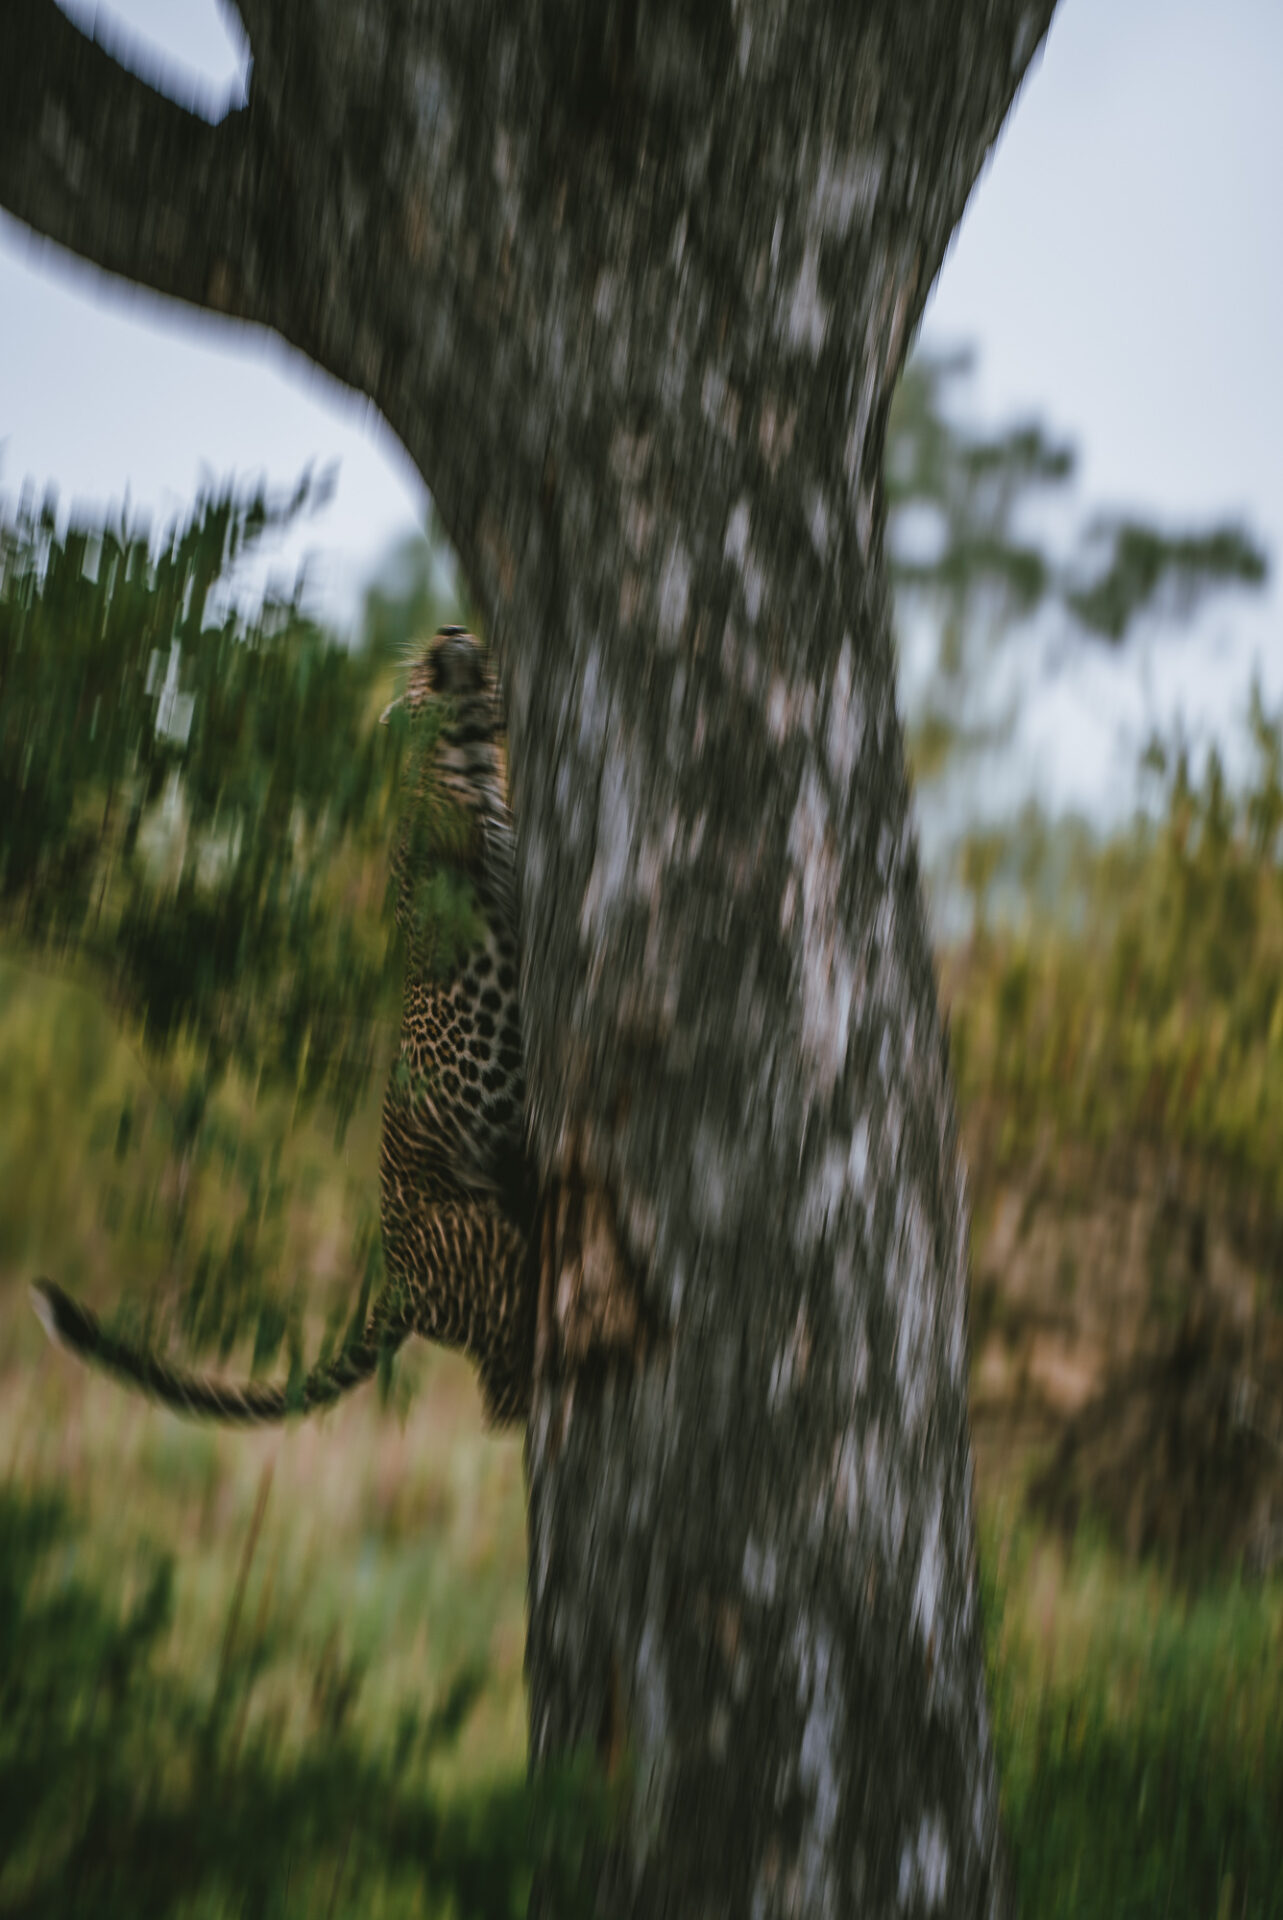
2, 1, 1059, 1911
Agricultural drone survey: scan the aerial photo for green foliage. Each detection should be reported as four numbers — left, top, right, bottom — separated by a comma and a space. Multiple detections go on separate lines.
0, 477, 406, 1127
360, 515, 465, 665
0, 952, 381, 1397
1067, 518, 1269, 645
888, 348, 1269, 785
947, 683, 1283, 1210
0, 1485, 601, 1919
889, 348, 1073, 624
984, 1520, 1283, 1920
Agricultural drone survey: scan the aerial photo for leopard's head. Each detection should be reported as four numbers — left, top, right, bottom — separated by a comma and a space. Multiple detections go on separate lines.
381, 626, 492, 724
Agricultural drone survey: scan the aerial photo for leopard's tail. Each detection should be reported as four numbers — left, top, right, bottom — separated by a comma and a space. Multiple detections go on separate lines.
30, 1279, 404, 1425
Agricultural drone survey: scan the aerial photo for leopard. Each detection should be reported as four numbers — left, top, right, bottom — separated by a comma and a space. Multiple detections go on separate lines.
33, 627, 538, 1426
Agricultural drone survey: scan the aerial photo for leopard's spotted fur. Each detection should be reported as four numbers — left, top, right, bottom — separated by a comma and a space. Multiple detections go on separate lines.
34, 628, 537, 1425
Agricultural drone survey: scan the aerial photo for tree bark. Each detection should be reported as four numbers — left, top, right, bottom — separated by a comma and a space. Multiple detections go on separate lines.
2, 1, 1059, 1911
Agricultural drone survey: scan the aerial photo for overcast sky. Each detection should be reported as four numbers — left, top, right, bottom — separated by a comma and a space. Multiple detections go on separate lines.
2, 0, 1280, 822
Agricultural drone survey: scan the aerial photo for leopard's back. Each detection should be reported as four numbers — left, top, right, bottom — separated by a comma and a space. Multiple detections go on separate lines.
378, 629, 536, 1416
383, 930, 528, 1213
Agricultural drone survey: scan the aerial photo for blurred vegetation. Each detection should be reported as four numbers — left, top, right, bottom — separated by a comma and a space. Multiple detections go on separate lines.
0, 1483, 538, 1920
947, 684, 1283, 1219
888, 347, 1268, 791
0, 474, 404, 1125
0, 1454, 607, 1918
360, 511, 469, 667
2, 360, 1281, 1911
984, 1509, 1283, 1920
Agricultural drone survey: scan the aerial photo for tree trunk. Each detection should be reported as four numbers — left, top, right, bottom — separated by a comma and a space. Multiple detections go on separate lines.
2, 1, 1059, 1910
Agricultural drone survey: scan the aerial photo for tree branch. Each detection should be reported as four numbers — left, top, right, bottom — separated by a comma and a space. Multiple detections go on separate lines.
0, 0, 277, 331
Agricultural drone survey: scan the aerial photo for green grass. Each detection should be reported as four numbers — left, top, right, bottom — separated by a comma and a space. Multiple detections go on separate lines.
984, 1506, 1283, 1917
0, 1422, 535, 1918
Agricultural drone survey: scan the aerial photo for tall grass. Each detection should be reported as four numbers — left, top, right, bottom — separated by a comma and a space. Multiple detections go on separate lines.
984, 1506, 1283, 1918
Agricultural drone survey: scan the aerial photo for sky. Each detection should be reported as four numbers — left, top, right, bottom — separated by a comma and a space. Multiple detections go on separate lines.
924, 0, 1283, 824
2, 0, 1281, 825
